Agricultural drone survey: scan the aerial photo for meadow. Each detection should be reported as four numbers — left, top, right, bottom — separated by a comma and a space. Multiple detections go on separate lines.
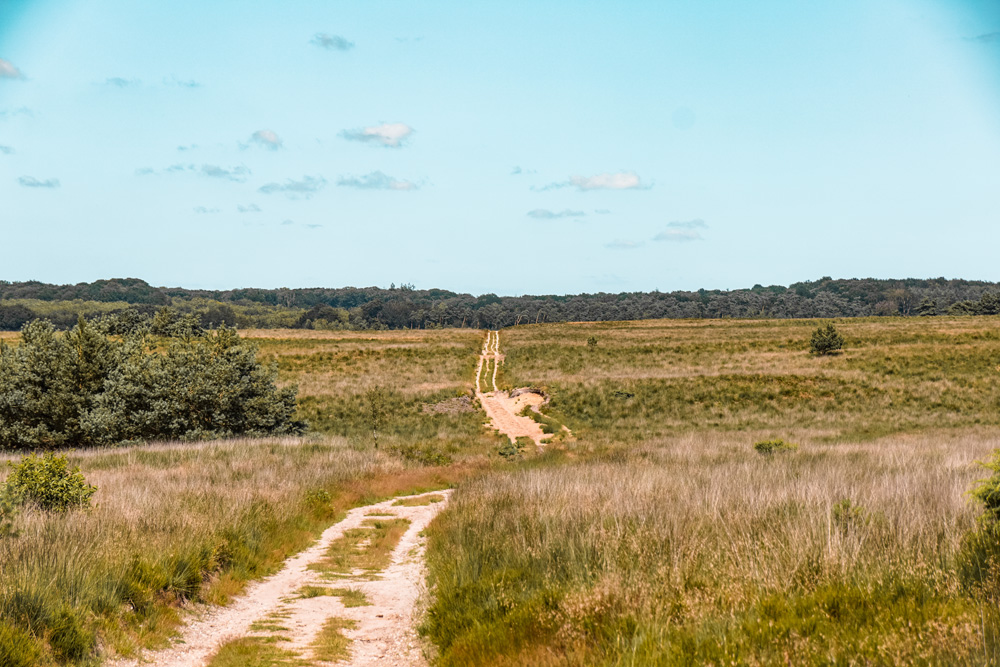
0, 327, 499, 666
2, 317, 999, 665
424, 316, 1000, 665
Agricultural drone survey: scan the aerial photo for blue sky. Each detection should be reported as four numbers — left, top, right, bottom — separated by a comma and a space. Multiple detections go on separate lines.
1, 0, 998, 295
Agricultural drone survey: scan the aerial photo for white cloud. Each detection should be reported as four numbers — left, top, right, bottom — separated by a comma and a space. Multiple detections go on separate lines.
311, 33, 355, 51
201, 164, 250, 182
340, 122, 414, 148
193, 206, 220, 214
250, 129, 283, 150
258, 175, 327, 198
653, 230, 702, 242
527, 209, 585, 219
0, 59, 24, 79
337, 171, 418, 190
237, 203, 261, 213
605, 239, 643, 250
653, 219, 707, 242
536, 170, 648, 191
19, 176, 60, 188
572, 171, 644, 190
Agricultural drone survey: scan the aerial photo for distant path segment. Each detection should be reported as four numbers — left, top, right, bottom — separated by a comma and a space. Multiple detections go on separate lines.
475, 331, 555, 448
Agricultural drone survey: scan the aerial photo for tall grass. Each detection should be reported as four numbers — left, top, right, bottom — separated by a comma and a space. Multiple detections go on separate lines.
425, 432, 999, 665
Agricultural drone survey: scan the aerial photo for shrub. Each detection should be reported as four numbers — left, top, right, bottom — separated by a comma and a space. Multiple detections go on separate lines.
3, 453, 97, 511
586, 336, 598, 348
809, 323, 844, 356
970, 449, 1000, 523
0, 320, 304, 449
831, 498, 868, 531
752, 438, 798, 455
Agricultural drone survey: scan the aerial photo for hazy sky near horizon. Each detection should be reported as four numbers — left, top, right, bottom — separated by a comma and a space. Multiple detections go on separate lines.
1, 0, 999, 296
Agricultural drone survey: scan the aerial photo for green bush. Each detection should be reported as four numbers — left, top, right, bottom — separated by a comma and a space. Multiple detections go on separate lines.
4, 453, 96, 511
0, 319, 304, 450
752, 438, 798, 455
809, 323, 844, 356
970, 449, 1000, 523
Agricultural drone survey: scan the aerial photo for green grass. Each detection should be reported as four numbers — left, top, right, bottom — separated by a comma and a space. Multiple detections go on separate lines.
310, 616, 357, 662
392, 493, 445, 506
206, 636, 304, 667
310, 518, 411, 577
294, 586, 370, 607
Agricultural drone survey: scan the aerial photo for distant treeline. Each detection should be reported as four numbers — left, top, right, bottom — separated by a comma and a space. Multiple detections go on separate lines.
0, 276, 998, 331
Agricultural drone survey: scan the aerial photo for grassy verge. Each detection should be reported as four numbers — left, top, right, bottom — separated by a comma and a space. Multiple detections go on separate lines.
424, 433, 999, 665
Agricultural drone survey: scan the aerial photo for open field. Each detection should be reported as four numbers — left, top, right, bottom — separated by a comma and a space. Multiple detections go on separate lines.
425, 316, 1000, 665
2, 317, 1000, 665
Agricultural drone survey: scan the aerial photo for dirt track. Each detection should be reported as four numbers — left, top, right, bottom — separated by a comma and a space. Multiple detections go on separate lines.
110, 491, 450, 667
475, 331, 555, 448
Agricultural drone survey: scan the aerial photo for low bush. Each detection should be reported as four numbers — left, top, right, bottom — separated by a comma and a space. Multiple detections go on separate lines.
810, 323, 844, 356
752, 438, 798, 455
3, 453, 96, 511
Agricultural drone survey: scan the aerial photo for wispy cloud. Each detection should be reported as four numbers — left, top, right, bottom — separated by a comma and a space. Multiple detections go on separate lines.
193, 206, 220, 214
968, 32, 1000, 43
177, 144, 197, 151
0, 145, 13, 155
304, 223, 322, 229
258, 175, 327, 198
105, 77, 140, 88
281, 219, 295, 225
19, 176, 60, 188
536, 170, 648, 192
135, 167, 155, 176
605, 240, 643, 250
237, 203, 261, 213
0, 58, 24, 80
311, 33, 354, 51
163, 76, 201, 88
511, 166, 537, 176
340, 122, 414, 147
201, 164, 250, 182
527, 208, 585, 219
653, 219, 708, 242
594, 209, 611, 215
248, 129, 283, 150
337, 171, 418, 190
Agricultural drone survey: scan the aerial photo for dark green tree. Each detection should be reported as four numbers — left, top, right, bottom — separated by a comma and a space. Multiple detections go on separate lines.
809, 323, 844, 356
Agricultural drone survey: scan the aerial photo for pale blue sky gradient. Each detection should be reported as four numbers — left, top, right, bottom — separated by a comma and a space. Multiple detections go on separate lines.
1, 1, 998, 294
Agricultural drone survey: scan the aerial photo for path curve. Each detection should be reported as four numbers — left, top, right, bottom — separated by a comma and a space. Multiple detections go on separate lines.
109, 491, 451, 667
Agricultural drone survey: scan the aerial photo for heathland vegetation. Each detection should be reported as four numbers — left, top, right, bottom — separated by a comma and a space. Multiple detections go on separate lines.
1, 314, 999, 664
2, 276, 1000, 331
421, 317, 1000, 665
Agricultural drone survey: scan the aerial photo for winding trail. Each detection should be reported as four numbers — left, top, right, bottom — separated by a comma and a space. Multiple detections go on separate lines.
109, 491, 450, 667
475, 331, 556, 448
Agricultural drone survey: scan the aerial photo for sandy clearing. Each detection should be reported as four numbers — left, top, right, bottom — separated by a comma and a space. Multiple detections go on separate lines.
108, 491, 451, 667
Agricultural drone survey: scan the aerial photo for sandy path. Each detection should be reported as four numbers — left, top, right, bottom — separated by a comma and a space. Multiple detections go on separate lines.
109, 491, 451, 667
475, 331, 558, 448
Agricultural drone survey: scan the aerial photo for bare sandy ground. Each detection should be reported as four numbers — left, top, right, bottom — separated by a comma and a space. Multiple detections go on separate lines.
109, 491, 451, 667
475, 330, 562, 448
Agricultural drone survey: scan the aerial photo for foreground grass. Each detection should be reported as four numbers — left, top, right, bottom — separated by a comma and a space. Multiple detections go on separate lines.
425, 432, 1000, 665
0, 437, 467, 664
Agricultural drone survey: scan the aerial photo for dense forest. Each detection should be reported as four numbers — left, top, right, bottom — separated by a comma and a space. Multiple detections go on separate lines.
0, 276, 998, 331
